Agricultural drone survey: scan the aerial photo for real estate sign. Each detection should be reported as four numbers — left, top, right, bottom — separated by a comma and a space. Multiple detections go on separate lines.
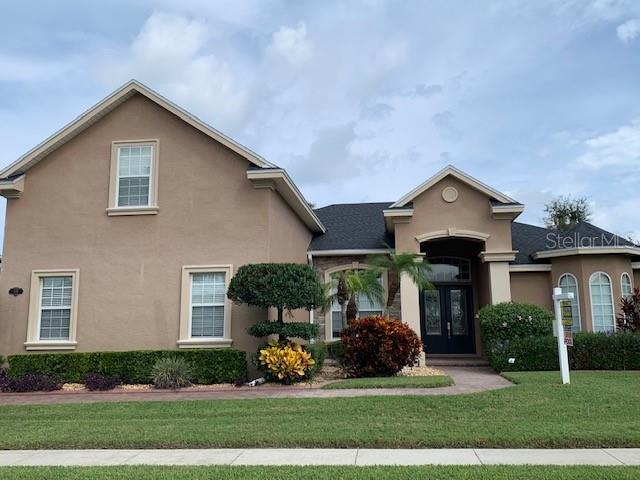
561, 300, 573, 347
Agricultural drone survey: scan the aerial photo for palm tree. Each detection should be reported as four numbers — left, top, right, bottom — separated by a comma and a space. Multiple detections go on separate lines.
369, 250, 432, 318
344, 269, 385, 325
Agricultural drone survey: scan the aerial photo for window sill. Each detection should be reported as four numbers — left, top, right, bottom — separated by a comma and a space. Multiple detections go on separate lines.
176, 338, 233, 349
106, 206, 159, 216
24, 341, 77, 351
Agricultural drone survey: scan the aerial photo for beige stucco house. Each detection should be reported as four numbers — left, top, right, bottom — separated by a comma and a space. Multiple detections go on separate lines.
1, 80, 638, 360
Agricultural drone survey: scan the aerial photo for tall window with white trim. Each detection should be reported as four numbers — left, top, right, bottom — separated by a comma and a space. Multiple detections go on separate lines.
39, 276, 73, 340
190, 272, 226, 338
558, 274, 581, 332
621, 272, 633, 299
116, 145, 152, 207
590, 272, 615, 333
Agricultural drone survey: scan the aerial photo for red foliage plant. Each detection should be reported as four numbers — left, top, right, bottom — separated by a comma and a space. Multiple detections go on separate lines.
340, 316, 423, 377
617, 287, 640, 332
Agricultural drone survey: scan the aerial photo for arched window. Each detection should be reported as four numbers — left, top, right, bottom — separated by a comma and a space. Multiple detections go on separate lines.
328, 268, 384, 340
558, 274, 581, 332
621, 273, 633, 299
426, 257, 471, 282
589, 272, 615, 333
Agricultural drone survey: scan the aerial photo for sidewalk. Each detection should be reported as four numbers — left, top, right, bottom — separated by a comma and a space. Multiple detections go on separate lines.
0, 449, 639, 466
0, 367, 512, 405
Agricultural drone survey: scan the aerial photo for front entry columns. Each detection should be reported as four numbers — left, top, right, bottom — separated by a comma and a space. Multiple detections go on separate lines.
480, 251, 517, 304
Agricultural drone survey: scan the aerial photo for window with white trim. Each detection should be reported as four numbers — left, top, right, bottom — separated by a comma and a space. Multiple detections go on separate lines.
329, 271, 384, 340
116, 145, 153, 207
190, 272, 226, 338
621, 272, 633, 299
589, 272, 615, 333
38, 276, 73, 340
558, 273, 581, 333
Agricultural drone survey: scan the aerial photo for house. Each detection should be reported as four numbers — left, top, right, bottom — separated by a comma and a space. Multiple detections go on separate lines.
0, 80, 638, 360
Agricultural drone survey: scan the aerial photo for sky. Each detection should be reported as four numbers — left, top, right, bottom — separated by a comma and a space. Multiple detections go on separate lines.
1, 0, 640, 250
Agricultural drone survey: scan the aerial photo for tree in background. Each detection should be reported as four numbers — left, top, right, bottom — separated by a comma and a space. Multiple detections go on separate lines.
369, 251, 432, 318
543, 195, 592, 231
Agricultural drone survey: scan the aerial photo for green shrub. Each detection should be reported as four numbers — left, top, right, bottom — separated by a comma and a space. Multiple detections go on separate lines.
325, 340, 345, 363
151, 357, 192, 389
248, 320, 319, 341
305, 341, 326, 379
7, 349, 247, 384
487, 332, 640, 372
479, 302, 554, 345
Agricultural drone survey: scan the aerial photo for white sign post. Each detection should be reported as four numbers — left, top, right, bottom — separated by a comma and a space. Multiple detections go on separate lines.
552, 287, 573, 385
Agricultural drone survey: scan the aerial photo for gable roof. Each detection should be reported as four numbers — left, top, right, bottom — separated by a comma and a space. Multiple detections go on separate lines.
390, 165, 519, 208
0, 79, 275, 179
309, 202, 638, 264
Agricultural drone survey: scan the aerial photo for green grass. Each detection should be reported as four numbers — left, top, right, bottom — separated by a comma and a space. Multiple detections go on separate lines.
322, 375, 454, 389
0, 371, 639, 449
0, 466, 639, 480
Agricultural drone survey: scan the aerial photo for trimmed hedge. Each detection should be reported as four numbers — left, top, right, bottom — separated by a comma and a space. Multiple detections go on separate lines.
7, 349, 247, 384
479, 302, 554, 344
486, 332, 640, 372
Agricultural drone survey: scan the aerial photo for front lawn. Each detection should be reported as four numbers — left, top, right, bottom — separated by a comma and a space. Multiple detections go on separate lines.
0, 371, 638, 449
1, 466, 639, 480
322, 375, 454, 389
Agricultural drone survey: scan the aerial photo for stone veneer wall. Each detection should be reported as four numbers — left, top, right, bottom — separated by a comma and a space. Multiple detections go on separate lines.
311, 255, 403, 341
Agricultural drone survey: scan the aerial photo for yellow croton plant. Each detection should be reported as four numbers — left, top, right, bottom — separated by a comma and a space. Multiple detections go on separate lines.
259, 341, 315, 383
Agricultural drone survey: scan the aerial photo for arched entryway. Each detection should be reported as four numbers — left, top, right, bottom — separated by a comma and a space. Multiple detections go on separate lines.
419, 238, 489, 355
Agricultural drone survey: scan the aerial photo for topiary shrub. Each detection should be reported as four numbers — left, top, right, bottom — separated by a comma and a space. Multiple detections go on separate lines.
151, 357, 193, 390
341, 316, 422, 377
479, 302, 554, 345
84, 373, 121, 391
258, 341, 316, 384
248, 320, 319, 341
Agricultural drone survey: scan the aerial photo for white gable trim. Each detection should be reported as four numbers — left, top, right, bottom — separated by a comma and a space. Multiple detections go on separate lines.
390, 165, 519, 208
0, 80, 274, 179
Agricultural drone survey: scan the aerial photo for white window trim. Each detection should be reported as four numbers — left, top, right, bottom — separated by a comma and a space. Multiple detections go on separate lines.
25, 269, 79, 351
178, 265, 233, 348
589, 271, 616, 333
107, 139, 159, 216
558, 273, 581, 332
621, 272, 633, 298
323, 263, 387, 341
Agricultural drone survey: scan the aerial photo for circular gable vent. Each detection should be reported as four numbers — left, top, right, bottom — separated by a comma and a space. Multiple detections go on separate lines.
442, 186, 459, 203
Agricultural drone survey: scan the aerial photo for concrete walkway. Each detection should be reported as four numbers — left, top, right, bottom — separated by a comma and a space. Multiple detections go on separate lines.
0, 448, 639, 466
0, 367, 512, 406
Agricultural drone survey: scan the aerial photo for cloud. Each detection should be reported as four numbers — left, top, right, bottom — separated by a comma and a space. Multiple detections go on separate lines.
100, 12, 249, 128
575, 119, 640, 168
267, 22, 312, 66
0, 55, 75, 82
617, 19, 640, 43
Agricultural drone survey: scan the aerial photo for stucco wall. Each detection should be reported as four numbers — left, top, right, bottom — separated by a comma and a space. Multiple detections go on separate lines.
394, 176, 513, 253
510, 271, 554, 311
0, 93, 311, 356
634, 269, 640, 291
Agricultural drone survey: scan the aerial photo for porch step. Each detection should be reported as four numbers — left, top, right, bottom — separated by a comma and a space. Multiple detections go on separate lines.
426, 356, 489, 367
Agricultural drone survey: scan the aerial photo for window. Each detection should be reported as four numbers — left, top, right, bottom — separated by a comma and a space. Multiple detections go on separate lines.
426, 257, 471, 282
107, 140, 159, 215
190, 272, 226, 338
558, 273, 581, 332
26, 269, 79, 350
589, 272, 615, 333
329, 269, 384, 340
178, 265, 233, 348
117, 145, 152, 207
621, 273, 633, 299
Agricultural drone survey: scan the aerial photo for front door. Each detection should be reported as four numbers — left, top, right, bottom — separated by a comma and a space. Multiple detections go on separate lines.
421, 285, 475, 354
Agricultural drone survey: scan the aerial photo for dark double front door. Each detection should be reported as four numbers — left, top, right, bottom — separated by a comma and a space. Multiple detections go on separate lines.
420, 285, 475, 354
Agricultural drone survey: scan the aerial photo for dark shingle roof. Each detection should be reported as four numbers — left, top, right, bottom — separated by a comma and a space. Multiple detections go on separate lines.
309, 203, 636, 264
309, 203, 394, 251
